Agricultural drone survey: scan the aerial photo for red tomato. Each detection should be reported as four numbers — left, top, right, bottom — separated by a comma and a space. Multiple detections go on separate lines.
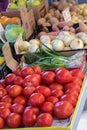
0, 117, 4, 128
0, 84, 4, 89
0, 107, 11, 120
1, 95, 12, 104
49, 83, 63, 91
21, 67, 34, 78
46, 96, 59, 104
56, 69, 73, 84
13, 96, 27, 106
41, 71, 56, 85
24, 86, 35, 98
32, 65, 42, 74
0, 88, 7, 98
70, 69, 84, 80
11, 103, 24, 114
7, 113, 21, 128
37, 113, 53, 127
60, 94, 77, 107
24, 74, 41, 87
5, 85, 11, 93
64, 83, 81, 93
55, 68, 66, 74
13, 76, 24, 86
71, 76, 82, 87
54, 101, 74, 119
51, 89, 64, 98
41, 102, 54, 114
26, 106, 40, 116
13, 67, 21, 76
0, 102, 11, 109
65, 89, 79, 99
22, 108, 36, 126
29, 93, 45, 107
8, 85, 23, 97
35, 85, 51, 98
5, 73, 16, 85
0, 79, 6, 87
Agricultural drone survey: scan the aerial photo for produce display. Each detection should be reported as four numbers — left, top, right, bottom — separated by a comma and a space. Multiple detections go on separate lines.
37, 0, 87, 27
8, 0, 43, 9
0, 66, 85, 128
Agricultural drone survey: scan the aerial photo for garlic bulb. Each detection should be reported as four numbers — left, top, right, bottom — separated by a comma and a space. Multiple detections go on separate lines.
29, 39, 41, 46
70, 38, 84, 49
51, 39, 64, 51
40, 35, 51, 44
41, 43, 53, 51
28, 43, 39, 53
76, 32, 87, 44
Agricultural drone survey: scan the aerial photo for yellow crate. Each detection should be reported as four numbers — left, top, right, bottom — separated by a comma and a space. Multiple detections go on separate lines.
4, 76, 87, 130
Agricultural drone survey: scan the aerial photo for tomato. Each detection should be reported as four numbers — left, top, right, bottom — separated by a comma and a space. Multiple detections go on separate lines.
24, 74, 41, 87
13, 76, 24, 86
22, 108, 36, 126
51, 89, 64, 98
56, 69, 73, 84
70, 69, 84, 80
32, 65, 42, 74
41, 102, 54, 114
0, 107, 11, 119
54, 101, 74, 119
8, 85, 23, 97
11, 103, 24, 114
64, 83, 81, 93
29, 93, 45, 107
0, 102, 11, 109
0, 117, 4, 128
0, 84, 4, 89
65, 89, 79, 99
35, 85, 51, 98
13, 96, 27, 106
13, 67, 21, 76
71, 76, 82, 87
21, 67, 34, 78
46, 96, 59, 104
49, 83, 63, 91
55, 68, 66, 74
26, 106, 40, 116
5, 73, 16, 85
24, 86, 35, 98
60, 94, 77, 107
42, 71, 56, 85
0, 79, 6, 87
6, 113, 21, 128
0, 88, 7, 98
5, 85, 11, 93
37, 113, 53, 127
1, 95, 12, 104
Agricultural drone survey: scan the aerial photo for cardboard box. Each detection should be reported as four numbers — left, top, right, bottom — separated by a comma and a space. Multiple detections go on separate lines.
27, 0, 48, 20
2, 5, 36, 39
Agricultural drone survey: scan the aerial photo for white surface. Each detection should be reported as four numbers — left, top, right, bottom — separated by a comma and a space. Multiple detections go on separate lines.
77, 111, 87, 130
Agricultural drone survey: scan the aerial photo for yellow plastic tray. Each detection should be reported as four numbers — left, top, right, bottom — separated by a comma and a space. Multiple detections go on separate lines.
4, 77, 87, 130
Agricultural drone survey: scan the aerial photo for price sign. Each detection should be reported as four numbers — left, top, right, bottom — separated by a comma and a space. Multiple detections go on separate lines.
62, 8, 71, 22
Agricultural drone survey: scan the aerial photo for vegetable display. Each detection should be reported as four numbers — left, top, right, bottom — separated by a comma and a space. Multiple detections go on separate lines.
0, 66, 84, 128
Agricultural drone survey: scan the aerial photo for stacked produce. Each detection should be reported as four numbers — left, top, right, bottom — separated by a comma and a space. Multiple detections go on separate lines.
37, 0, 87, 27
0, 65, 84, 128
7, 0, 43, 9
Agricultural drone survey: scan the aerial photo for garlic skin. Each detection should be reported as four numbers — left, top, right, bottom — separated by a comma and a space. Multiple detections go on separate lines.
51, 39, 64, 51
18, 41, 30, 52
41, 43, 53, 51
40, 35, 51, 44
76, 32, 87, 44
70, 38, 84, 49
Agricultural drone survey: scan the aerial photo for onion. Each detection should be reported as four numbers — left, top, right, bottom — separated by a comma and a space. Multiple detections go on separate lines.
18, 41, 30, 51
41, 43, 53, 51
70, 38, 84, 49
76, 32, 87, 44
51, 39, 64, 51
29, 39, 41, 46
28, 43, 39, 53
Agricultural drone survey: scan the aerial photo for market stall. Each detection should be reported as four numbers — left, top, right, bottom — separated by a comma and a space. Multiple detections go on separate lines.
0, 0, 87, 129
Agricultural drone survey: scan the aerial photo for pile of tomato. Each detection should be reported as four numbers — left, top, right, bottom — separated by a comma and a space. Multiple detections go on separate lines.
0, 65, 84, 128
